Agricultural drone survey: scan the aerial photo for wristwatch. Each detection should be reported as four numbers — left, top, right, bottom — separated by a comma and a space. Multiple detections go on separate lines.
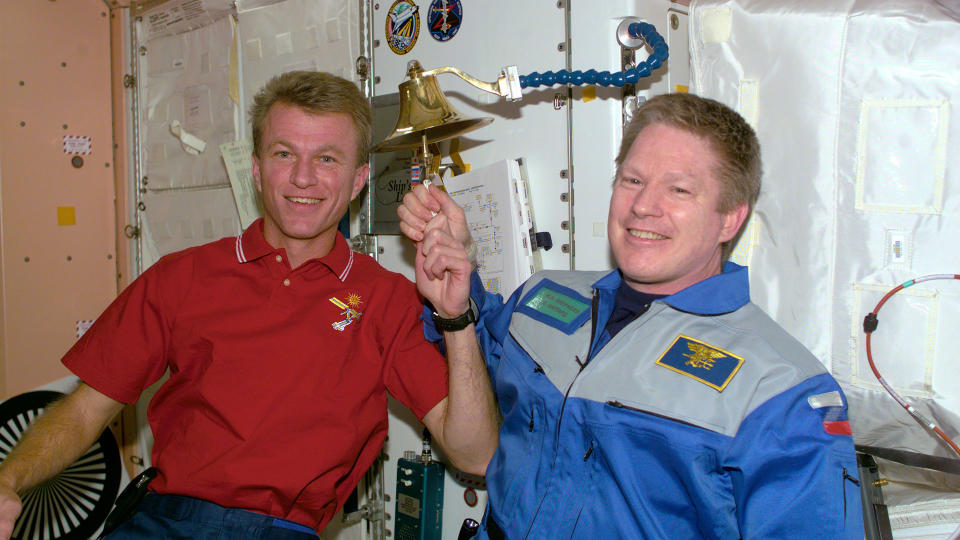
432, 300, 478, 332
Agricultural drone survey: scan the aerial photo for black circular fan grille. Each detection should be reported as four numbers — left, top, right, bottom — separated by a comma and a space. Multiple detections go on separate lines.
0, 390, 121, 540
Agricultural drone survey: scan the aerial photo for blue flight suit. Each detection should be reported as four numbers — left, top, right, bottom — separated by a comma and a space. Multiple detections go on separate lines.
428, 263, 864, 539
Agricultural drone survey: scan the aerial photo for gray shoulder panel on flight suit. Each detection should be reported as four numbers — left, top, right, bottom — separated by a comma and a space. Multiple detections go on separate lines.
508, 271, 829, 437
508, 271, 606, 394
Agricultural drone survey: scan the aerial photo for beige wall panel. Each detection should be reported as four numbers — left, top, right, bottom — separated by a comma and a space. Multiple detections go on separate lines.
1, 0, 117, 398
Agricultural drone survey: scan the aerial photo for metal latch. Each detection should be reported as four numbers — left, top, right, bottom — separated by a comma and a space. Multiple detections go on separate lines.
342, 499, 384, 526
356, 56, 370, 80
349, 234, 380, 257
553, 93, 567, 110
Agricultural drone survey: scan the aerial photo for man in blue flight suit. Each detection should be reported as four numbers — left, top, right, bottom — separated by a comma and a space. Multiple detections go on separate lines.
399, 93, 864, 539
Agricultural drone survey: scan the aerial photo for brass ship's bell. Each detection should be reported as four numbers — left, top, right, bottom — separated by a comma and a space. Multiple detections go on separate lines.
371, 60, 493, 153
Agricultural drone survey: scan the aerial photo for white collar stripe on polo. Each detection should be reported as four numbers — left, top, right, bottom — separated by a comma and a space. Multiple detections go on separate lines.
235, 234, 247, 263
339, 249, 354, 281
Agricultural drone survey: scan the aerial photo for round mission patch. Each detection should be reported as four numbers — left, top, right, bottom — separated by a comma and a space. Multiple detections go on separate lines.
427, 0, 462, 42
386, 0, 421, 55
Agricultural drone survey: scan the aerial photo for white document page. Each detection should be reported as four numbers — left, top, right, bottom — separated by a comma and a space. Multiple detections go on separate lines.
220, 139, 262, 229
444, 159, 534, 298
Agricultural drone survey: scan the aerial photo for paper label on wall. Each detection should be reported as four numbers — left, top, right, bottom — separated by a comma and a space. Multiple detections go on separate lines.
63, 135, 92, 155
143, 0, 234, 41
220, 139, 262, 229
76, 320, 95, 339
396, 493, 420, 518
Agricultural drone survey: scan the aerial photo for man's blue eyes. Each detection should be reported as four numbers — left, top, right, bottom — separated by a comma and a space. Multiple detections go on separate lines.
272, 152, 336, 162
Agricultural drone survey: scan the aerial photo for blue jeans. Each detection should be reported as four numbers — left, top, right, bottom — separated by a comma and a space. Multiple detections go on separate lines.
104, 494, 318, 539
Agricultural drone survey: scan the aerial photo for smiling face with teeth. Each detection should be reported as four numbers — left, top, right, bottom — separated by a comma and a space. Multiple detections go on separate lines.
253, 103, 369, 267
607, 122, 748, 295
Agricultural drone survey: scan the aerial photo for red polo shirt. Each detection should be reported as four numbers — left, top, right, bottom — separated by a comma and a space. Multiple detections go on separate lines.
63, 219, 448, 531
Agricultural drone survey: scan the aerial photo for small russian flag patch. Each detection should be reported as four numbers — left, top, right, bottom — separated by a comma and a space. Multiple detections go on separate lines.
807, 391, 852, 436
410, 162, 422, 184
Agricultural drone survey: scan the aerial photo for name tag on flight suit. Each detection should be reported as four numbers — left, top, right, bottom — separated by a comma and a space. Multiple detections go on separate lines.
517, 279, 591, 335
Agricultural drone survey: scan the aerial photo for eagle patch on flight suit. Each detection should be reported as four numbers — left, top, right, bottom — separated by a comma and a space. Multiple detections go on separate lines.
655, 335, 744, 391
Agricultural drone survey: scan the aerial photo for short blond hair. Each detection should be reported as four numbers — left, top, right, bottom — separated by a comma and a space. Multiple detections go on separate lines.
615, 93, 762, 259
249, 71, 371, 165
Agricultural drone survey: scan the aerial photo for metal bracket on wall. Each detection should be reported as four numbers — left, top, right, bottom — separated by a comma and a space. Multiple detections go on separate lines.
857, 452, 894, 540
340, 452, 387, 538
620, 51, 639, 125
349, 234, 381, 257
618, 18, 644, 126
342, 498, 385, 527
553, 93, 567, 110
356, 56, 370, 81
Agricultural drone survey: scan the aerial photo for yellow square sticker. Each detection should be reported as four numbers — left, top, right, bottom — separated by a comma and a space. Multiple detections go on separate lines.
57, 206, 76, 226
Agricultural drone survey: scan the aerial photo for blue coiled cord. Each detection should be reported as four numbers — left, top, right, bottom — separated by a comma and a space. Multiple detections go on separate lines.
518, 22, 668, 89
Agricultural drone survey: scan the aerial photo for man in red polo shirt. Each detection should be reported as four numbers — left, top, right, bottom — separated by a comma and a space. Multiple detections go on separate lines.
0, 71, 498, 539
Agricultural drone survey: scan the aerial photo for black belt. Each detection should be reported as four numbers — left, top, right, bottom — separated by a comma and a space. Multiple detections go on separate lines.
99, 467, 159, 538
856, 445, 960, 475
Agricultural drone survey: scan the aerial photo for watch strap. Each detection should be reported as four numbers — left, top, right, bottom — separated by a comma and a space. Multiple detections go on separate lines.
432, 300, 478, 332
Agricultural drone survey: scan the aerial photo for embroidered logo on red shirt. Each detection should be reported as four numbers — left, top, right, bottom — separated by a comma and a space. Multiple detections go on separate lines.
330, 294, 363, 331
